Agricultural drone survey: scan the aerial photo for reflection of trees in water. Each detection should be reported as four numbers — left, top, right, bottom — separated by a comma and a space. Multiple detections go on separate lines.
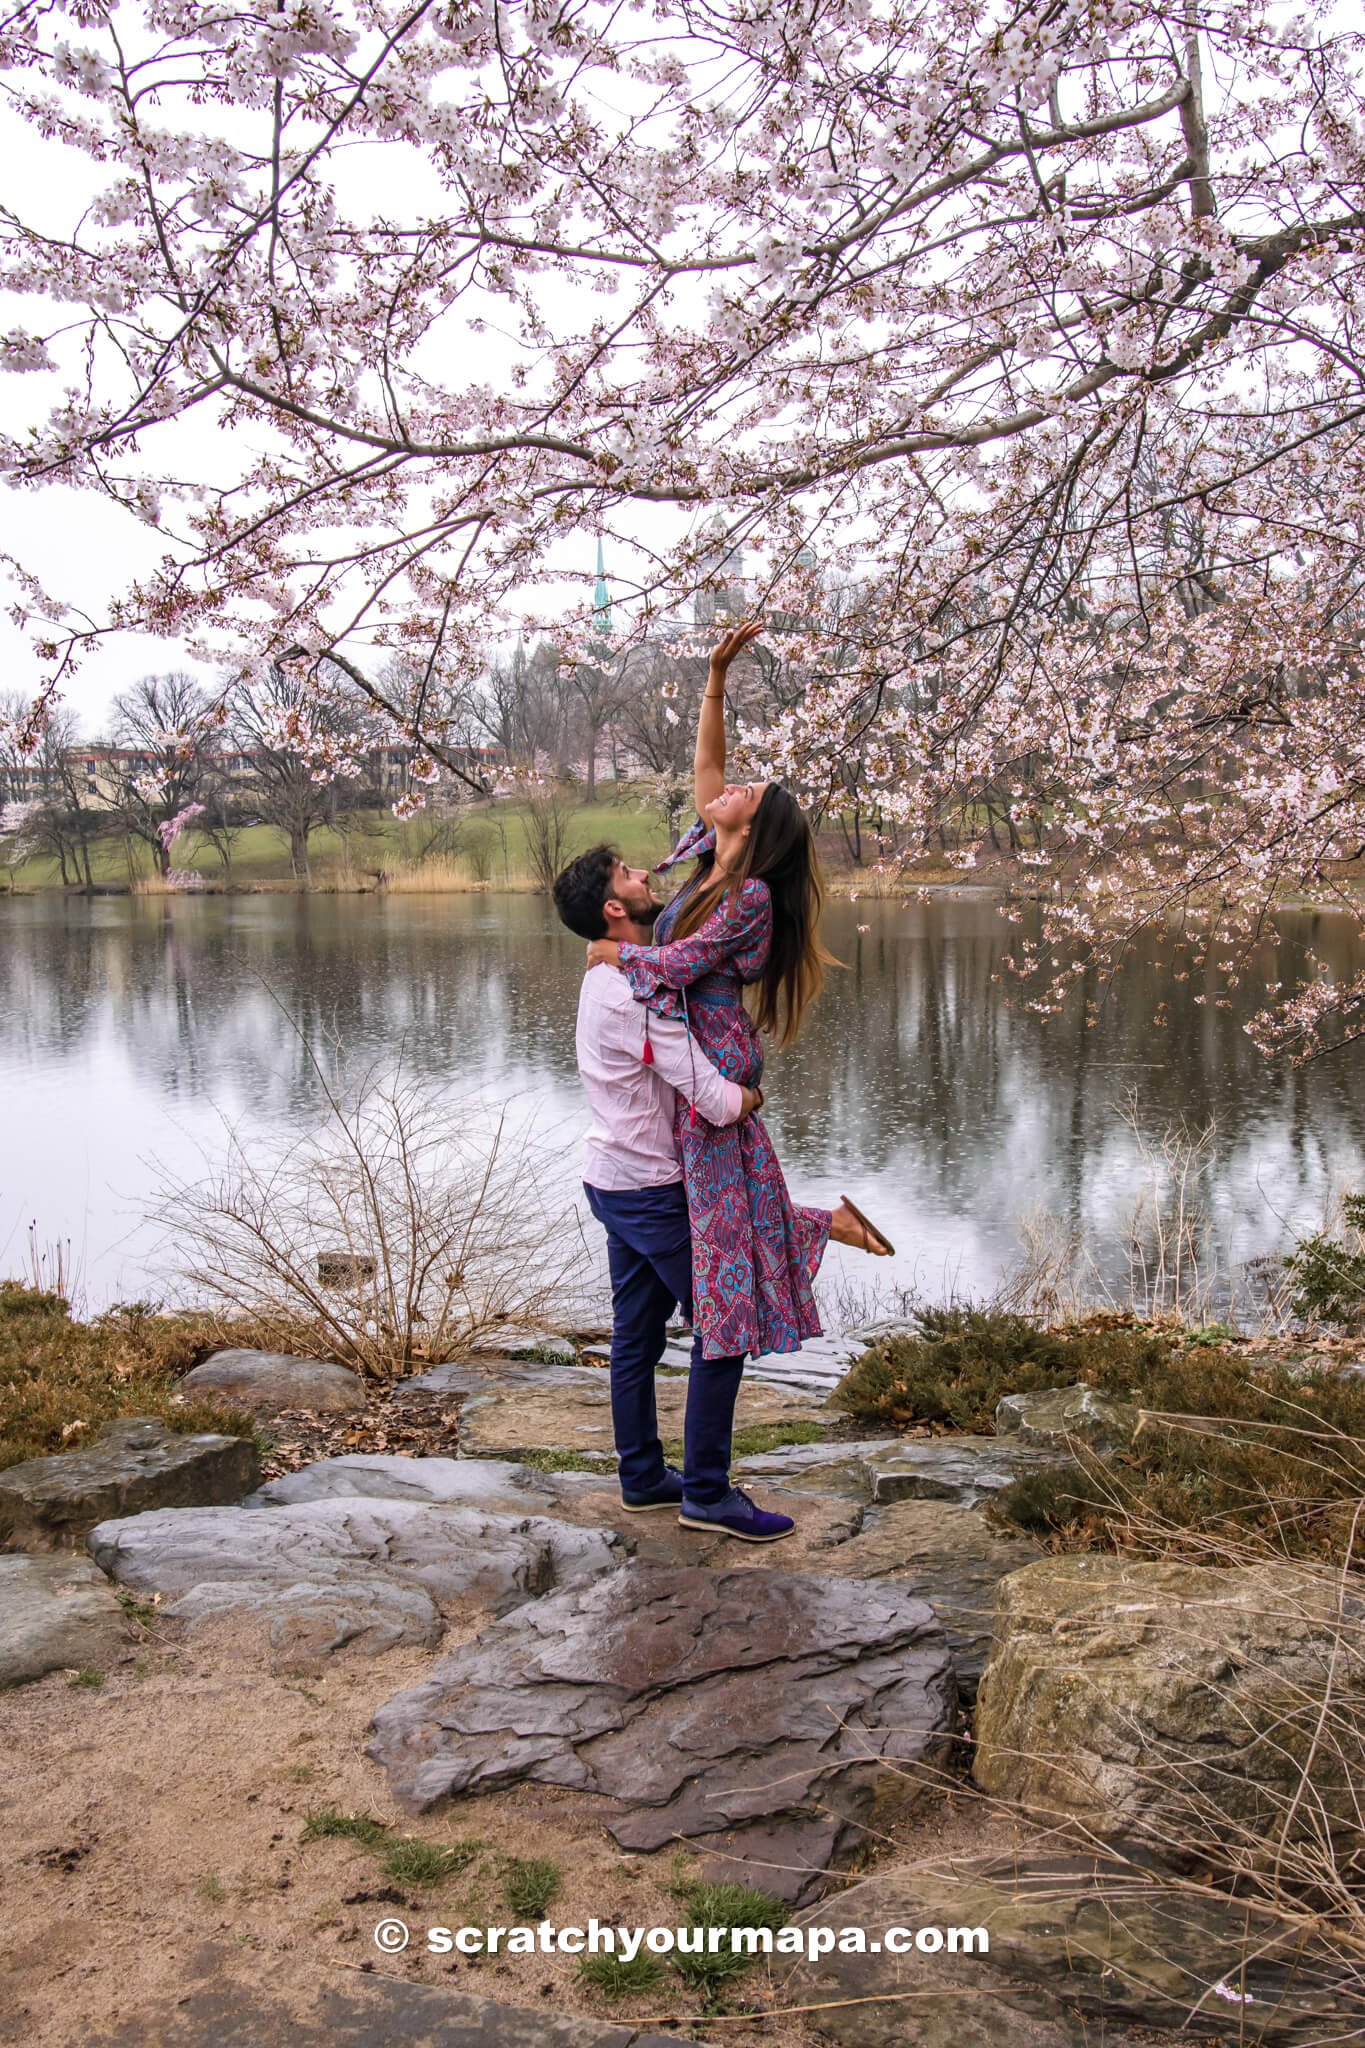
3, 893, 1364, 1276
765, 900, 1365, 1256
1, 895, 588, 1119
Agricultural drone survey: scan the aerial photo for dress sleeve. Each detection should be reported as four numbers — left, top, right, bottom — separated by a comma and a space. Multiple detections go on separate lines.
619, 877, 772, 1002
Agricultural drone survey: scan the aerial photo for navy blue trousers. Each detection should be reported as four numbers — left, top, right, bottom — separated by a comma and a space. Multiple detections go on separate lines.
583, 1180, 744, 1505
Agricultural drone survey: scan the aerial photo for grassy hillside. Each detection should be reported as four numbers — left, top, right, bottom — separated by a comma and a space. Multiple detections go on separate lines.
5, 791, 678, 892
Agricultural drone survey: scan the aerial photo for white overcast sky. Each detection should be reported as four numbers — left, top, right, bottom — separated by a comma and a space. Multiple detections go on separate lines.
0, 62, 702, 736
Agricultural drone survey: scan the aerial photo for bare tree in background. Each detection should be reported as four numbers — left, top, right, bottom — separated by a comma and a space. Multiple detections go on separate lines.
229, 663, 364, 881
109, 673, 215, 876
518, 774, 582, 895
1, 693, 105, 888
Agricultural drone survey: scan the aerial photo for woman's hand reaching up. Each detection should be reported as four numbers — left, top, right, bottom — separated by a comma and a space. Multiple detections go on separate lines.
586, 939, 623, 969
709, 619, 763, 673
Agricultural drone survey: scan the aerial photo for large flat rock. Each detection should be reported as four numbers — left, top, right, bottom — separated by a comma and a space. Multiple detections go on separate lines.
457, 1370, 828, 1462
81, 1967, 712, 2048
814, 1499, 1046, 1705
733, 1436, 902, 1500
366, 1562, 954, 1904
778, 1848, 1353, 2045
181, 1348, 367, 1414
0, 1552, 130, 1689
0, 1416, 260, 1555
84, 1497, 627, 1672
243, 1452, 861, 1563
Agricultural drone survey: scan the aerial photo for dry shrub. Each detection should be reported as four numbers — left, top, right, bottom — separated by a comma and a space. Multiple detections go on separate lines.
150, 1040, 591, 1379
0, 1283, 264, 1469
830, 1307, 1175, 1432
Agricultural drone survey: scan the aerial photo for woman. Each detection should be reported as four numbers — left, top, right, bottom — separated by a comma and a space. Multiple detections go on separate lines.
585, 619, 893, 1366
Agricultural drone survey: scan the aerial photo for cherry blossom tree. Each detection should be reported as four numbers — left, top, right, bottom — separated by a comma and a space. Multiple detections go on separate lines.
0, 1, 1364, 1051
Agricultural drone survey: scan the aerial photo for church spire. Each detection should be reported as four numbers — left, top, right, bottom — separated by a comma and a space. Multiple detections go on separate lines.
592, 537, 612, 641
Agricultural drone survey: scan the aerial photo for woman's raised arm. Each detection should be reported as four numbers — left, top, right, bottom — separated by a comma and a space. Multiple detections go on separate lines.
694, 620, 763, 819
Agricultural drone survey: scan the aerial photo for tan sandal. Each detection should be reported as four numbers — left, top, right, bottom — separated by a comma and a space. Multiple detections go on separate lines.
840, 1194, 895, 1256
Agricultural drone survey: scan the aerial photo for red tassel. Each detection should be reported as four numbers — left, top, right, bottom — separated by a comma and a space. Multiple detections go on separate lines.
641, 1023, 654, 1066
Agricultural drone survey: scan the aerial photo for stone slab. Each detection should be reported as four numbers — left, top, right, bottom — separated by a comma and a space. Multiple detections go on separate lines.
813, 1499, 1046, 1705
366, 1562, 954, 1904
457, 1372, 827, 1462
0, 1552, 129, 1689
994, 1382, 1140, 1456
181, 1349, 367, 1414
972, 1554, 1365, 1871
244, 1451, 861, 1563
0, 1416, 260, 1555
863, 1435, 1072, 1506
79, 1967, 713, 2048
733, 1436, 902, 1500
779, 1848, 1353, 2045
85, 1497, 627, 1671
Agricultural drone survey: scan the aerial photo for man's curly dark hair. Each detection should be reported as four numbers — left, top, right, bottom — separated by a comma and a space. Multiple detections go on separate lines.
552, 842, 621, 941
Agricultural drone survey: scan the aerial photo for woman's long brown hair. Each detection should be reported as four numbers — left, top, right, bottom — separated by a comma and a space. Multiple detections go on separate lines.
667, 783, 836, 1046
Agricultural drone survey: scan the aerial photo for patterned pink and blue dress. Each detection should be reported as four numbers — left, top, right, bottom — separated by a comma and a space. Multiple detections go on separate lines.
617, 817, 831, 1361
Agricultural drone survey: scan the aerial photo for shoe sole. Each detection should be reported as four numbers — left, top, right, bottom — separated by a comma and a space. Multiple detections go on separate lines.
619, 1498, 683, 1513
676, 1512, 795, 1543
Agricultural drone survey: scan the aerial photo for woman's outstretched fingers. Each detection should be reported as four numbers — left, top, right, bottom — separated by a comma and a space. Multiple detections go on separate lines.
711, 619, 763, 667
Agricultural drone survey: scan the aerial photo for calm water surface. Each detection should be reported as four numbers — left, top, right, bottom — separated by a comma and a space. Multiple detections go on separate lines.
3, 889, 1364, 1321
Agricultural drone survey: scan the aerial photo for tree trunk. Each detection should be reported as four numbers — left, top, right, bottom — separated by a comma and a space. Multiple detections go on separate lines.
289, 824, 311, 880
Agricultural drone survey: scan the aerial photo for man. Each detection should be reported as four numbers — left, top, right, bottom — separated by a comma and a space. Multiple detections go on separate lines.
553, 843, 795, 1542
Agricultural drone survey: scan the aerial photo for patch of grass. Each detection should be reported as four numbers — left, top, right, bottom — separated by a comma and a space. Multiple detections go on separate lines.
0, 1281, 305, 1470
662, 1418, 827, 1466
114, 1589, 157, 1629
577, 1951, 667, 1999
300, 1804, 388, 1849
382, 1837, 480, 1888
197, 1874, 227, 1904
514, 1447, 613, 1473
664, 1875, 790, 2001
499, 1855, 561, 1917
65, 1667, 104, 1689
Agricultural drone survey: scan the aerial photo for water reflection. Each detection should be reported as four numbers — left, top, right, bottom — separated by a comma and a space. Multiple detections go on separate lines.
2, 890, 1363, 1314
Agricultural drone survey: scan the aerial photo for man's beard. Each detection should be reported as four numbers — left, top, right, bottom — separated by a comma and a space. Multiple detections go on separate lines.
633, 895, 664, 927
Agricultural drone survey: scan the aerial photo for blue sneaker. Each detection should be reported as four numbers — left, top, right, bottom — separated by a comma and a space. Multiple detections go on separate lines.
677, 1485, 795, 1544
620, 1465, 685, 1512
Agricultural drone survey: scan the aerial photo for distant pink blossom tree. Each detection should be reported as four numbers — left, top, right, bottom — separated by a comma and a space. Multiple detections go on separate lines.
0, 2, 1362, 1052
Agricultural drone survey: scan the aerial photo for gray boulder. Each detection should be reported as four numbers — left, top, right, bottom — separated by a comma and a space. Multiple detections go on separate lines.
973, 1555, 1365, 1877
0, 1416, 259, 1555
0, 1552, 129, 1688
366, 1562, 954, 1903
994, 1382, 1141, 1456
778, 1848, 1352, 2045
816, 1498, 1046, 1705
180, 1348, 367, 1413
862, 1434, 1069, 1506
85, 1496, 628, 1671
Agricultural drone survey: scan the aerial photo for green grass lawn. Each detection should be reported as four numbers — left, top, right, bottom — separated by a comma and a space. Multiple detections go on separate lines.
5, 789, 679, 891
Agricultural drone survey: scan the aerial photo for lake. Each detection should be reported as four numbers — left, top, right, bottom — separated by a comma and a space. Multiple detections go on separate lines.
3, 888, 1364, 1329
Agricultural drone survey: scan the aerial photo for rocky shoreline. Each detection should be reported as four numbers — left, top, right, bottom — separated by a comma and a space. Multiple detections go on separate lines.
1, 1330, 1361, 2046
